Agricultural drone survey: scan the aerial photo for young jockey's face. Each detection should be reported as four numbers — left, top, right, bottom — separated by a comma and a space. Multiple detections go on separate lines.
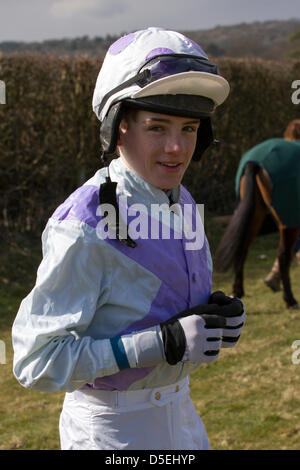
118, 110, 200, 191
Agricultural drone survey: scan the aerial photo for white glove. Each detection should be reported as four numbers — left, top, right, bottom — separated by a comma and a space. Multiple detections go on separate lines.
178, 314, 225, 363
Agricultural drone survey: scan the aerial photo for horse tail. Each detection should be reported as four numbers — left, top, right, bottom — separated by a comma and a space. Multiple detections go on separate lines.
214, 161, 259, 272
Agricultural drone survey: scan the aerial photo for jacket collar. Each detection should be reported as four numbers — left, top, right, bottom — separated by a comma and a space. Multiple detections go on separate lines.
109, 157, 181, 208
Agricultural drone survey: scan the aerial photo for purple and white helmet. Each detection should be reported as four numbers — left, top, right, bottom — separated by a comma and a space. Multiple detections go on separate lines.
93, 27, 230, 160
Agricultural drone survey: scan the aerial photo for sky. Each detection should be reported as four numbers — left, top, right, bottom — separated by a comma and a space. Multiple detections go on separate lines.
0, 0, 299, 42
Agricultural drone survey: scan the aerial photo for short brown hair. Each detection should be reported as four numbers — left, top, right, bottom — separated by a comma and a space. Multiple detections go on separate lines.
121, 105, 139, 125
283, 119, 300, 141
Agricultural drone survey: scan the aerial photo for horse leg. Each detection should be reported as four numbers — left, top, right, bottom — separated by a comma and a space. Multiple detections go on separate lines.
255, 169, 300, 307
264, 258, 281, 292
255, 169, 286, 295
232, 176, 267, 298
267, 228, 300, 294
278, 227, 300, 309
294, 233, 300, 265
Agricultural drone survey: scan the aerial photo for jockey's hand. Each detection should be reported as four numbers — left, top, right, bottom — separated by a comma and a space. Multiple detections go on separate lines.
160, 293, 246, 365
177, 313, 225, 363
160, 303, 226, 365
208, 291, 246, 348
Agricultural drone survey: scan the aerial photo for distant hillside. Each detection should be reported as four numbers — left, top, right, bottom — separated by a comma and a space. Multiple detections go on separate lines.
183, 19, 300, 59
0, 19, 300, 59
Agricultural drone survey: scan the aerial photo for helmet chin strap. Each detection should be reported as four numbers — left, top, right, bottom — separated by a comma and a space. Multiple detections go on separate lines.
99, 157, 137, 248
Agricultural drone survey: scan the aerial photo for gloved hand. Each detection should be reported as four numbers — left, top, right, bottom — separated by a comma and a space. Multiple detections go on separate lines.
109, 292, 245, 371
178, 313, 225, 363
160, 301, 228, 365
208, 291, 246, 348
160, 291, 246, 365
113, 291, 246, 370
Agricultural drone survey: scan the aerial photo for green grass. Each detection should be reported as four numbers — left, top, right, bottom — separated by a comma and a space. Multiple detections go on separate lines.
192, 218, 300, 450
1, 223, 300, 450
0, 233, 65, 449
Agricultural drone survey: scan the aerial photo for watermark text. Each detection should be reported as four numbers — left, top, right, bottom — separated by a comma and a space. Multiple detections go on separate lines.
291, 340, 300, 365
0, 340, 6, 364
95, 197, 205, 250
0, 80, 5, 104
291, 80, 300, 105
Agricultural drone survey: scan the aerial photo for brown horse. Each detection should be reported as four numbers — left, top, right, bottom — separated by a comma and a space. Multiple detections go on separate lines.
214, 120, 300, 309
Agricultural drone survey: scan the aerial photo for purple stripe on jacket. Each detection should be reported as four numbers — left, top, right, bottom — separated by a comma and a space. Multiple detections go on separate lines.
51, 183, 212, 390
52, 185, 100, 228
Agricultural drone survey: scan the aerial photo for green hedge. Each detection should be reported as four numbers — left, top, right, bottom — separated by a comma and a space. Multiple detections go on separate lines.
0, 53, 299, 235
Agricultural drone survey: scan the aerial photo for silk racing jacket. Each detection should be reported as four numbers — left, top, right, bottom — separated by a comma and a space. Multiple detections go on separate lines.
12, 157, 213, 392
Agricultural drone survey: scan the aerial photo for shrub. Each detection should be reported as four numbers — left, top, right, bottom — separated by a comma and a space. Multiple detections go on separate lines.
0, 53, 299, 234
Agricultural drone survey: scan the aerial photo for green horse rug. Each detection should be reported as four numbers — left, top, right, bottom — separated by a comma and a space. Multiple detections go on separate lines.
235, 138, 300, 227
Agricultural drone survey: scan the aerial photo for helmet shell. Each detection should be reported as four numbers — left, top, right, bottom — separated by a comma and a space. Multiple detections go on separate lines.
93, 27, 229, 122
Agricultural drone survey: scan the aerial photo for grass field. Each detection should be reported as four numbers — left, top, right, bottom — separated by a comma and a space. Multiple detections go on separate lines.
0, 221, 300, 450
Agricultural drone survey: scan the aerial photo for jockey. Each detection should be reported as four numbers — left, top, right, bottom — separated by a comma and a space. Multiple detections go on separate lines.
12, 27, 246, 450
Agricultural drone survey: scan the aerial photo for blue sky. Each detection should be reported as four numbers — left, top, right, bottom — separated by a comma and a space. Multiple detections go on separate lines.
0, 0, 299, 42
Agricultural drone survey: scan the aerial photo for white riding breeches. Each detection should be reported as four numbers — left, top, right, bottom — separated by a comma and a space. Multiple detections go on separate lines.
59, 377, 209, 450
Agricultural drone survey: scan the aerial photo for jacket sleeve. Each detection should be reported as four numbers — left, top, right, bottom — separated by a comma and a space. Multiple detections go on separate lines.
12, 219, 165, 392
12, 219, 120, 392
